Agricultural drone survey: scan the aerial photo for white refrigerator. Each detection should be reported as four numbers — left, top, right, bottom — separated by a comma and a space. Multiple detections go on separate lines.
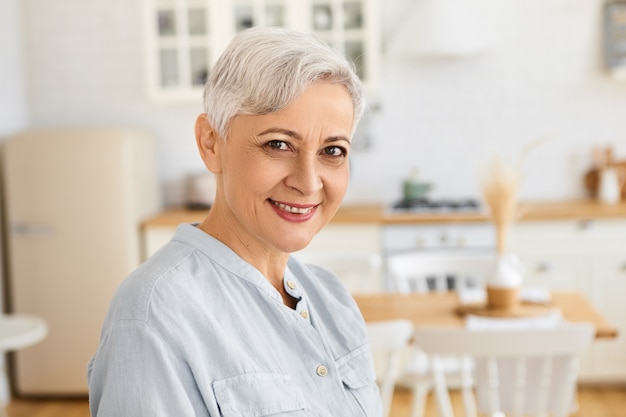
2, 128, 162, 395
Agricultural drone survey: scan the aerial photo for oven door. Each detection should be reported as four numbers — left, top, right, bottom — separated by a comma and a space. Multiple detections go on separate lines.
382, 223, 496, 292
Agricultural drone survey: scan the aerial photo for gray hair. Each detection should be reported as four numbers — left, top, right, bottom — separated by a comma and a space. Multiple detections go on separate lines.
203, 26, 365, 138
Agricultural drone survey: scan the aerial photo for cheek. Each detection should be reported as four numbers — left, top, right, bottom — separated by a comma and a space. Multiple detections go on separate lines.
326, 165, 351, 196
227, 156, 282, 195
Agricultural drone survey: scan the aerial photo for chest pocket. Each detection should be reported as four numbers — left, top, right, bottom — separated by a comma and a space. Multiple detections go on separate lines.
337, 344, 383, 417
213, 373, 307, 417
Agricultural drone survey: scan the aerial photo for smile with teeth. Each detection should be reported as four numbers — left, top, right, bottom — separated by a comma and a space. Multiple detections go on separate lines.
270, 200, 315, 214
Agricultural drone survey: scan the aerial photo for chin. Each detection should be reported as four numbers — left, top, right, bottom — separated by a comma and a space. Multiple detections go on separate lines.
277, 235, 315, 254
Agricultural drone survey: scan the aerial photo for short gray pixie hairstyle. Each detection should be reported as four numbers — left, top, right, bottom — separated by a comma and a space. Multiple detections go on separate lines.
203, 26, 365, 139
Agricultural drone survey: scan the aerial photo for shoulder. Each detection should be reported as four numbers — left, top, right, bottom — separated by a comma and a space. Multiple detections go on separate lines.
108, 238, 201, 321
107, 224, 229, 321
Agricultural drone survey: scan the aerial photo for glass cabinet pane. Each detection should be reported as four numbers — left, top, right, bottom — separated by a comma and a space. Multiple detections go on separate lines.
159, 48, 179, 87
157, 9, 176, 36
345, 40, 365, 79
312, 4, 333, 31
190, 47, 209, 86
235, 5, 254, 32
343, 1, 363, 30
188, 8, 207, 35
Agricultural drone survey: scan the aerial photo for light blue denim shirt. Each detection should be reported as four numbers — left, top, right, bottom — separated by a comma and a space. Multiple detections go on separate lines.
88, 223, 382, 417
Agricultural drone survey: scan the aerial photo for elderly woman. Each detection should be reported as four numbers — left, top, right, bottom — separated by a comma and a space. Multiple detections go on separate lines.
88, 27, 381, 416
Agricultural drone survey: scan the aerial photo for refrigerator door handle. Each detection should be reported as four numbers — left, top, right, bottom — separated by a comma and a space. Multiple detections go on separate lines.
10, 222, 54, 237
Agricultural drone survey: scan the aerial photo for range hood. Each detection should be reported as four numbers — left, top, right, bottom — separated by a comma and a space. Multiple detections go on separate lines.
386, 0, 495, 58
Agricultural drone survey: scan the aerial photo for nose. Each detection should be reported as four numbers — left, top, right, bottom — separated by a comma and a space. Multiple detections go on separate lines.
285, 154, 323, 196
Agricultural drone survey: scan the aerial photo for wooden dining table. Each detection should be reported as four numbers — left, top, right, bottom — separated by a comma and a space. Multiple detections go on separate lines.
353, 291, 618, 339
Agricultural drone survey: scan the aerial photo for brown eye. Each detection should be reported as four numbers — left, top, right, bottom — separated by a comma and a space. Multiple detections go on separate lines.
323, 146, 347, 157
267, 140, 289, 151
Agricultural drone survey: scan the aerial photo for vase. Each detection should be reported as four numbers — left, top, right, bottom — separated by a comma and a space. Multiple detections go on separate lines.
486, 253, 524, 310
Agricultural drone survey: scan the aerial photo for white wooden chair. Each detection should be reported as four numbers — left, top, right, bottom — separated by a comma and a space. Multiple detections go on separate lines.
386, 250, 495, 294
386, 250, 496, 417
366, 319, 414, 417
412, 323, 596, 417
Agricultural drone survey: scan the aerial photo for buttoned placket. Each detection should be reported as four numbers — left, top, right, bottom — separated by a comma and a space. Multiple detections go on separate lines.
283, 277, 311, 323
282, 276, 337, 385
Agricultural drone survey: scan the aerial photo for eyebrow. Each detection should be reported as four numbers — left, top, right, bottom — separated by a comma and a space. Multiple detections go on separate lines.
258, 128, 351, 144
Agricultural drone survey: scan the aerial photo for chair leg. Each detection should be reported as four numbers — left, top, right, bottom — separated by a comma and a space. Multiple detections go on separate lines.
431, 358, 455, 417
460, 357, 477, 417
410, 384, 431, 417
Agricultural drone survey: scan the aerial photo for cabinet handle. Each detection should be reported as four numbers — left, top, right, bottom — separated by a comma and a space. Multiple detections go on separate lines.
578, 219, 596, 230
10, 222, 53, 237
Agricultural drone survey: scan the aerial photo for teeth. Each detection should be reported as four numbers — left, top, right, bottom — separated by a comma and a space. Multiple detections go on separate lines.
272, 201, 313, 214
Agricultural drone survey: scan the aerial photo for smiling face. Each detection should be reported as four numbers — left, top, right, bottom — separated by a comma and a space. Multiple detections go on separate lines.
196, 82, 355, 259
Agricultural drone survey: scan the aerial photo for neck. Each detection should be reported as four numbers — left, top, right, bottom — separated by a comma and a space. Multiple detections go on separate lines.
197, 209, 292, 300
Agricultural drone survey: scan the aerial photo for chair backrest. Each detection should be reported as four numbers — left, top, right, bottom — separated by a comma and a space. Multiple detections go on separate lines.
386, 250, 495, 293
412, 323, 596, 417
366, 319, 414, 417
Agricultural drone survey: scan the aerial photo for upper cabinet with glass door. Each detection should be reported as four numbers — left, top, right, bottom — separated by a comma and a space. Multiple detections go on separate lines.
144, 0, 379, 101
308, 0, 379, 96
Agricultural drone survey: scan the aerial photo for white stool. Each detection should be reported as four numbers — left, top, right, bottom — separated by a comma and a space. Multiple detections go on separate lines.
0, 315, 48, 417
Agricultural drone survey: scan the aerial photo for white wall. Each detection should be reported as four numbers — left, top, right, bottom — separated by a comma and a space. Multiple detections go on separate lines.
1, 0, 30, 313
15, 0, 626, 207
0, 0, 28, 137
347, 1, 626, 204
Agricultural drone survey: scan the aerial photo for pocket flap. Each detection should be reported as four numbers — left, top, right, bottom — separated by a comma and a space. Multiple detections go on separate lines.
214, 373, 306, 417
337, 344, 377, 389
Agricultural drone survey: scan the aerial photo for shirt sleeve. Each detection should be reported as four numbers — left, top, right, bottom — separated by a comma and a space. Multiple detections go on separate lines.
88, 319, 209, 417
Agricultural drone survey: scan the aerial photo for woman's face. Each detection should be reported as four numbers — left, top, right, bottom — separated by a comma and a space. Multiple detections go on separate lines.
205, 82, 354, 255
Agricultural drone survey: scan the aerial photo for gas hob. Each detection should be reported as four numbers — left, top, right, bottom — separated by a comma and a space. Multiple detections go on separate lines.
391, 198, 482, 213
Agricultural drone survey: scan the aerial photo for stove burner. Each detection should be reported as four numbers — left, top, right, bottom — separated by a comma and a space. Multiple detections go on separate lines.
392, 198, 481, 212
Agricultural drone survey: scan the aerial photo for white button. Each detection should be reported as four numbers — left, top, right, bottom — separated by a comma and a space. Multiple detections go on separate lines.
300, 311, 309, 319
316, 365, 328, 377
286, 280, 297, 289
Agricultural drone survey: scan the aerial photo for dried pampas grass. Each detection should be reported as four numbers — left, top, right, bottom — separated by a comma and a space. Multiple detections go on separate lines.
480, 156, 521, 255
480, 137, 548, 254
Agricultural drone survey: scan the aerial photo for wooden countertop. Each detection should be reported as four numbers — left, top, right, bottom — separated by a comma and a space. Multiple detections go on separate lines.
142, 199, 626, 228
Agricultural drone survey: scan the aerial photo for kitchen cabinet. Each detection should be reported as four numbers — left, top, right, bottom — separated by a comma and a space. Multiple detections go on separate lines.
589, 252, 626, 382
144, 0, 380, 101
508, 219, 626, 382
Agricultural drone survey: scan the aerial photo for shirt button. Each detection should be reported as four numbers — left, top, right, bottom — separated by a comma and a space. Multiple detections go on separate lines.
316, 365, 328, 377
286, 280, 297, 289
300, 311, 309, 319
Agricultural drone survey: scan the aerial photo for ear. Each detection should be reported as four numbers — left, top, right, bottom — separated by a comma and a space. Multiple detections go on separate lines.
195, 113, 222, 174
